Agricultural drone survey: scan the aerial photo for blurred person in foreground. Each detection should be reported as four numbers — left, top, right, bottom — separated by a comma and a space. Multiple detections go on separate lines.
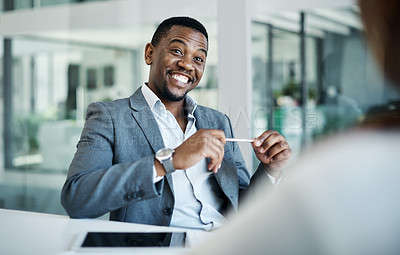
189, 0, 400, 254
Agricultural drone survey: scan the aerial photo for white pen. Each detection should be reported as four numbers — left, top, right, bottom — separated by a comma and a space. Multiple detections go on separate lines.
226, 138, 255, 143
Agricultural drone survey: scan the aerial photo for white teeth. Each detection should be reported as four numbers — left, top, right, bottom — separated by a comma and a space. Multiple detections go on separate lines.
172, 74, 189, 84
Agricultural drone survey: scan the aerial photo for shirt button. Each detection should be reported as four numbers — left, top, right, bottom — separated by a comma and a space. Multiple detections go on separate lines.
163, 207, 172, 216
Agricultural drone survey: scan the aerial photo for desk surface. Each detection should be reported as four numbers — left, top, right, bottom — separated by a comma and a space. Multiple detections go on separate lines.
0, 209, 204, 255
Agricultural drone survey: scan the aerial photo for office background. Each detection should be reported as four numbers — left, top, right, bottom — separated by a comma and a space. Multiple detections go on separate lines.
0, 0, 399, 216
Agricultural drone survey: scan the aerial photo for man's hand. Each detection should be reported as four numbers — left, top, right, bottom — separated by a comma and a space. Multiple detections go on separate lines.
251, 131, 292, 178
173, 129, 226, 173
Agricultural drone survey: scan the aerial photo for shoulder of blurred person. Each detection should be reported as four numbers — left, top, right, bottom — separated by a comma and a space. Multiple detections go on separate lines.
188, 129, 400, 255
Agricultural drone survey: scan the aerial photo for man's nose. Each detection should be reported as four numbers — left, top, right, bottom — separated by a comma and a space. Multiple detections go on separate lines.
177, 56, 194, 71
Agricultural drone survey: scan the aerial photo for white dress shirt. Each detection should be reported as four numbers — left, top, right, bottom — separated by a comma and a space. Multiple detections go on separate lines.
141, 84, 226, 231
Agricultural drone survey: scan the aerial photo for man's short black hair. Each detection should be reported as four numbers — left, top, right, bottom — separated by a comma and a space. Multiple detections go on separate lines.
151, 16, 208, 47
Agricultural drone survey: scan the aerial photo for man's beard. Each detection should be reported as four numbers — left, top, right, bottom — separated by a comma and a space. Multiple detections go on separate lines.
162, 82, 189, 102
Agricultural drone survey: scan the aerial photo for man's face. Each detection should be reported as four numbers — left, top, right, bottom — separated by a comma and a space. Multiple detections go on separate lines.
145, 25, 208, 102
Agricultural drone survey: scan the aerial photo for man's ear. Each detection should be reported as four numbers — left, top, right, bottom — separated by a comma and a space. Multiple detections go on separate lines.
144, 43, 154, 65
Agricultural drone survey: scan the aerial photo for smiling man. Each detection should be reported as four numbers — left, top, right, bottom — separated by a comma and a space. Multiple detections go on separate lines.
61, 17, 292, 231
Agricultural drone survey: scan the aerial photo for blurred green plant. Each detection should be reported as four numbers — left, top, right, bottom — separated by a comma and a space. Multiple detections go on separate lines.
282, 77, 301, 102
13, 108, 57, 157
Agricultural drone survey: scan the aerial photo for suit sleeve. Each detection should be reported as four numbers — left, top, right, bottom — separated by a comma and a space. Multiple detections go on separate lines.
61, 102, 163, 219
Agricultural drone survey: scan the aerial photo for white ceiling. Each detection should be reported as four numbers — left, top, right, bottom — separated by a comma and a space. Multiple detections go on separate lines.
0, 0, 358, 50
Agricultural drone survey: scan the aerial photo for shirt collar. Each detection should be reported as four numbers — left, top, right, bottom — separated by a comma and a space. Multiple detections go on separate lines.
141, 83, 198, 115
141, 83, 161, 111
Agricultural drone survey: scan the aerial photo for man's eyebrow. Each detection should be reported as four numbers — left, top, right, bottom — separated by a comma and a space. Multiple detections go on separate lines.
169, 39, 208, 56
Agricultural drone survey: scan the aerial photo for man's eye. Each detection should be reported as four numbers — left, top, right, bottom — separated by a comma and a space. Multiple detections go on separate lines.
194, 57, 204, 63
172, 49, 182, 54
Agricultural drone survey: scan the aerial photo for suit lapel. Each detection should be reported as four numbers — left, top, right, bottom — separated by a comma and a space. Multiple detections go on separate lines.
193, 105, 211, 130
129, 87, 174, 193
214, 161, 239, 211
194, 106, 239, 210
129, 88, 165, 153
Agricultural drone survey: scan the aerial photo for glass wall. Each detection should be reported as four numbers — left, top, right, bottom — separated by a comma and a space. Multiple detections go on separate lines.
3, 0, 106, 11
1, 39, 140, 214
11, 39, 139, 172
251, 6, 400, 169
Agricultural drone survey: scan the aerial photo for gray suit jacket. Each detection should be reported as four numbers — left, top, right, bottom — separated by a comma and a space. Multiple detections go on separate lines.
61, 87, 270, 226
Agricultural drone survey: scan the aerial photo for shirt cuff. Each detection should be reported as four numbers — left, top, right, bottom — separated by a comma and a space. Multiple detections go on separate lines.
153, 165, 164, 183
266, 172, 283, 187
